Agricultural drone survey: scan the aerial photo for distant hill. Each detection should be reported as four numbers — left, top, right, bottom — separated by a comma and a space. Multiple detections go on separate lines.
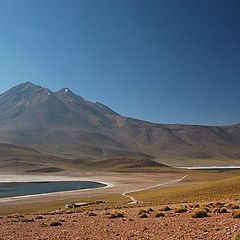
0, 143, 65, 172
80, 157, 167, 169
0, 143, 165, 172
0, 82, 240, 166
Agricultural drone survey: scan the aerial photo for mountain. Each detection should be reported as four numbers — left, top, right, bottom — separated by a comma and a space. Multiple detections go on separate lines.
79, 157, 168, 169
0, 82, 240, 166
0, 143, 69, 173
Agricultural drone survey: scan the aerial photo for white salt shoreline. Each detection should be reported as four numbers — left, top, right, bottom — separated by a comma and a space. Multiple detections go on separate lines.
177, 166, 240, 169
0, 174, 113, 201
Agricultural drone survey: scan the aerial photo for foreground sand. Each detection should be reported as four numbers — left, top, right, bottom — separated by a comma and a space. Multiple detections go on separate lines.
0, 204, 239, 240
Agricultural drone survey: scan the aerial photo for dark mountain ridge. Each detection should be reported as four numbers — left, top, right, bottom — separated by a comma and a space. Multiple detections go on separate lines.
0, 82, 239, 166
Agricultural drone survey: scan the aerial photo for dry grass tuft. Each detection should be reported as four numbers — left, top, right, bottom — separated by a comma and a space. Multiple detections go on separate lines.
193, 203, 200, 208
160, 205, 171, 211
232, 210, 240, 218
49, 220, 62, 226
139, 212, 148, 218
201, 207, 210, 213
191, 208, 208, 218
212, 202, 225, 208
21, 218, 34, 223
228, 203, 239, 209
88, 212, 97, 217
138, 209, 149, 215
108, 210, 124, 219
146, 207, 154, 212
174, 205, 187, 213
214, 207, 228, 213
59, 218, 66, 222
155, 212, 165, 218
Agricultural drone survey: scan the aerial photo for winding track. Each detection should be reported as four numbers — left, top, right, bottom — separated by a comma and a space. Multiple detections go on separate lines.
122, 175, 188, 204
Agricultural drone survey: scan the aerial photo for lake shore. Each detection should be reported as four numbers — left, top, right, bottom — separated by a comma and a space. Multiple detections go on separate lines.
177, 166, 240, 169
0, 171, 186, 213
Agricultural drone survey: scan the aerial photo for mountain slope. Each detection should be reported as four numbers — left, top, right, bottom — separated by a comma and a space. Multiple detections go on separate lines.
0, 143, 67, 172
0, 82, 240, 166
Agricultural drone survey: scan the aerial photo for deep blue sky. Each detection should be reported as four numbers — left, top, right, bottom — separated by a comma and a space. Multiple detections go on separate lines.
0, 0, 239, 126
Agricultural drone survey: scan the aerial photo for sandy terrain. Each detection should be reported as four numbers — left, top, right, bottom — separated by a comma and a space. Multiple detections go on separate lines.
0, 205, 239, 240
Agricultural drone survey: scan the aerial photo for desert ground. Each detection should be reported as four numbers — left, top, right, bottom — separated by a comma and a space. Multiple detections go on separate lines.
0, 168, 240, 240
1, 204, 240, 240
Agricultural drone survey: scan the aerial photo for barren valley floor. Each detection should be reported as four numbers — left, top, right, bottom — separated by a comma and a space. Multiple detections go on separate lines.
0, 169, 239, 240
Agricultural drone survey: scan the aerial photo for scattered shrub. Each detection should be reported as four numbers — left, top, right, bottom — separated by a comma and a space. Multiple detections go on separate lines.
66, 211, 75, 214
212, 202, 225, 208
214, 207, 228, 213
108, 210, 124, 219
232, 210, 240, 218
41, 212, 49, 216
228, 203, 239, 209
21, 218, 34, 223
13, 214, 24, 218
11, 219, 19, 223
147, 207, 154, 212
191, 209, 208, 218
155, 212, 165, 218
59, 218, 66, 222
200, 206, 210, 213
49, 220, 62, 226
202, 203, 211, 208
88, 212, 97, 217
138, 209, 148, 215
139, 212, 148, 218
175, 205, 187, 213
160, 206, 171, 211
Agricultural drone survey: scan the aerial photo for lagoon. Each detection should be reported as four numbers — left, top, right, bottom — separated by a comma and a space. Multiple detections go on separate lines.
178, 166, 240, 173
0, 181, 106, 198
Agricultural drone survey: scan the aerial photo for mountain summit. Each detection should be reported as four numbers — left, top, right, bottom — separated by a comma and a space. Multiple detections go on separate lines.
0, 82, 240, 166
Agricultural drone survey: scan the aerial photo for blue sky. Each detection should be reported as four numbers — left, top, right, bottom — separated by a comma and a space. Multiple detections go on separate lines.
0, 0, 239, 126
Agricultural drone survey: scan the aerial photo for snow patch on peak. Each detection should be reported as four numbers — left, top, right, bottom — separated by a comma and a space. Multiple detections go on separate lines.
65, 88, 68, 93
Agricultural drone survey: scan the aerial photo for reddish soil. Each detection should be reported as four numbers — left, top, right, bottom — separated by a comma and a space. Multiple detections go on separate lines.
0, 206, 239, 240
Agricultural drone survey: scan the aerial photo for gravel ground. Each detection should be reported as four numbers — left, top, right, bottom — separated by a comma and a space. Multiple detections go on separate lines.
0, 205, 239, 240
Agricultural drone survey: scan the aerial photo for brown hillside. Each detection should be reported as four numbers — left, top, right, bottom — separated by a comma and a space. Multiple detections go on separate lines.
0, 82, 240, 166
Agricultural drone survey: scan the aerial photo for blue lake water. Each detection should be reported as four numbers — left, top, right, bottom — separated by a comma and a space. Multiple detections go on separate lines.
179, 166, 240, 173
0, 181, 106, 198
187, 167, 240, 173
198, 168, 240, 173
